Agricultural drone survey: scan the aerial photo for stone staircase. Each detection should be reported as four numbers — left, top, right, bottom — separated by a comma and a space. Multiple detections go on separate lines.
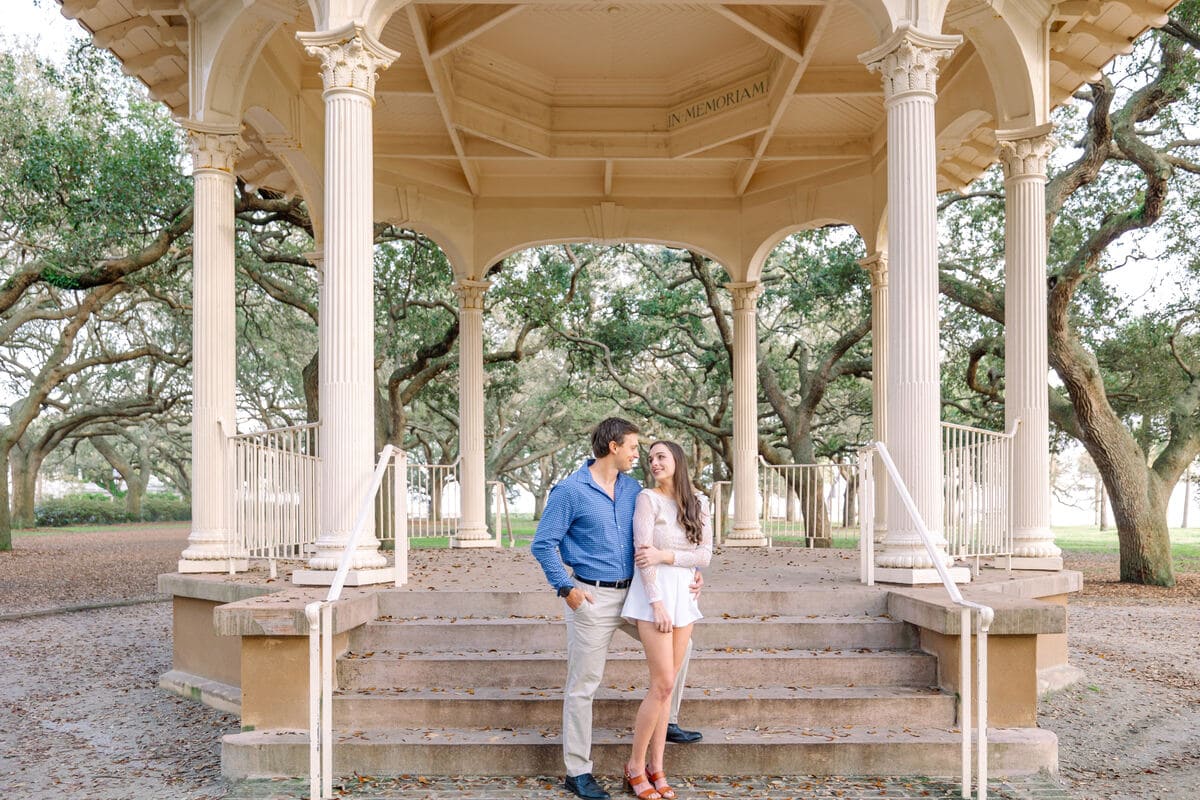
221, 585, 1056, 777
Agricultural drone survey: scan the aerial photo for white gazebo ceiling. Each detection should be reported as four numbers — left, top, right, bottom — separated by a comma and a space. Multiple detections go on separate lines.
60, 0, 1178, 242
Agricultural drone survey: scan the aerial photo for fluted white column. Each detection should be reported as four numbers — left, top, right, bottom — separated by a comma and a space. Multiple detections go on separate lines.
293, 26, 398, 586
179, 126, 247, 573
452, 278, 495, 548
861, 28, 968, 584
998, 126, 1063, 570
725, 281, 766, 546
859, 253, 889, 545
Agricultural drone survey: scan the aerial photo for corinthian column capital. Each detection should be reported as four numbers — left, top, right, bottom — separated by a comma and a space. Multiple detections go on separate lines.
185, 124, 244, 173
858, 252, 888, 286
297, 24, 400, 98
859, 25, 962, 101
725, 281, 763, 311
997, 124, 1056, 180
453, 279, 492, 311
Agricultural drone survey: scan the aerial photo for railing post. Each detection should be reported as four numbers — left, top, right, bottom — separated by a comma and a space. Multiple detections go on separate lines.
960, 606, 971, 799
977, 611, 990, 800
320, 602, 332, 799
395, 450, 408, 587
305, 601, 322, 800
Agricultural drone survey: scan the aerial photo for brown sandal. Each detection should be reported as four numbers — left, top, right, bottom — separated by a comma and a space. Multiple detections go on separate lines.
624, 765, 662, 800
646, 766, 676, 800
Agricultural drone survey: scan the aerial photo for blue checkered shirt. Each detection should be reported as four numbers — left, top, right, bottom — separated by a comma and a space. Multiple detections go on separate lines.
531, 460, 642, 591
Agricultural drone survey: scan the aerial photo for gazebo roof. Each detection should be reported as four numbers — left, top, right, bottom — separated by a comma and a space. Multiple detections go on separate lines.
58, 0, 1178, 268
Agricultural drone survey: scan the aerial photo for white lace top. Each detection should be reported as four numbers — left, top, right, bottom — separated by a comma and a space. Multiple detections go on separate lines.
632, 489, 713, 603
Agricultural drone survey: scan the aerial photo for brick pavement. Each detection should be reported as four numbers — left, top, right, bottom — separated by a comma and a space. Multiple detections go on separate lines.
228, 773, 1072, 799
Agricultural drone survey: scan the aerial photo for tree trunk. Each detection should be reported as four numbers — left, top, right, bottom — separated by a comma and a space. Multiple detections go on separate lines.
125, 482, 144, 518
534, 489, 547, 521
844, 468, 859, 529
9, 446, 36, 529
0, 447, 13, 550
303, 350, 319, 424
431, 472, 444, 522
1098, 459, 1175, 586
1050, 280, 1178, 586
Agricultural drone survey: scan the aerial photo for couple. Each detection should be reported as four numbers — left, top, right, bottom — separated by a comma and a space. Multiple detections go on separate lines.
532, 417, 714, 800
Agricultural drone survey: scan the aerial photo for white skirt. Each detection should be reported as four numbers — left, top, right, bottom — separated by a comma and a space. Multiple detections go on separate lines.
621, 565, 703, 628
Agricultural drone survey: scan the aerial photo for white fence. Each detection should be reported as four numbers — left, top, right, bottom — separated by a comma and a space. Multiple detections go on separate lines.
942, 421, 1019, 562
759, 460, 858, 546
375, 459, 510, 546
229, 422, 321, 569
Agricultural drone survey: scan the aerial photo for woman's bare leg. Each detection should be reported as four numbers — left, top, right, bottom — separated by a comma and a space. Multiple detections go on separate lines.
629, 620, 676, 777
648, 623, 694, 774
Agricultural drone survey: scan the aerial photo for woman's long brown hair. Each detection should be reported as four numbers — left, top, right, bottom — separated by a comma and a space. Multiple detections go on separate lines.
653, 441, 705, 545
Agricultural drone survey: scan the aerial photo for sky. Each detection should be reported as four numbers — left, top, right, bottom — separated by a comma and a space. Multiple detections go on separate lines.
5, 0, 86, 59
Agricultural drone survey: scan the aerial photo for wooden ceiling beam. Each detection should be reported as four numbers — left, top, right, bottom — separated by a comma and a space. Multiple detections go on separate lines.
733, 4, 832, 195
406, 4, 481, 194
712, 5, 805, 64
429, 4, 528, 60
794, 67, 880, 97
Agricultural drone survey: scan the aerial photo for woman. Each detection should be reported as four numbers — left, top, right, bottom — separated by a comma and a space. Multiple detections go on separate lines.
620, 441, 713, 800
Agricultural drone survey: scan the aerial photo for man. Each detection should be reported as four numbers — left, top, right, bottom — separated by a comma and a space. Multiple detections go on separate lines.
532, 417, 703, 800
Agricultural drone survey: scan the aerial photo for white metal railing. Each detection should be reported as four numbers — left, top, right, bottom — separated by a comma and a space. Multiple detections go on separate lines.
942, 421, 1019, 567
759, 459, 857, 547
858, 441, 994, 800
228, 422, 321, 576
306, 445, 407, 800
375, 460, 511, 547
377, 458, 461, 542
489, 480, 515, 547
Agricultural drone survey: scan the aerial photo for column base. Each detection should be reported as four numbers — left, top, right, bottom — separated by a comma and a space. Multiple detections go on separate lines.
450, 536, 499, 549
291, 567, 395, 587
874, 566, 971, 586
723, 537, 768, 547
991, 556, 1064, 571
178, 558, 249, 574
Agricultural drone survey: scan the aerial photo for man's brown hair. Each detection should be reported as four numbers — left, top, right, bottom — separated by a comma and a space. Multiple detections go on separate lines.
591, 417, 640, 458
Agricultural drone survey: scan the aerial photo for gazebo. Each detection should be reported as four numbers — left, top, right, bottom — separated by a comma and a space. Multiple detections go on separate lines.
58, 0, 1175, 784
59, 0, 1170, 585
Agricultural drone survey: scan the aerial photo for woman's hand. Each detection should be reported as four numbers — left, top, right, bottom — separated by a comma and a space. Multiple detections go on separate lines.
651, 601, 673, 633
635, 544, 671, 568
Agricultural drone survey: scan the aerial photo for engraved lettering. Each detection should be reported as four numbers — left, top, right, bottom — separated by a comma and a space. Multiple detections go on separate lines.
667, 77, 769, 130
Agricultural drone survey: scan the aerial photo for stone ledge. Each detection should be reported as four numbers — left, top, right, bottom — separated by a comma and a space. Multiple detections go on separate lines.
160, 668, 241, 714
887, 588, 1065, 636
158, 573, 284, 605
974, 569, 1084, 599
213, 587, 380, 637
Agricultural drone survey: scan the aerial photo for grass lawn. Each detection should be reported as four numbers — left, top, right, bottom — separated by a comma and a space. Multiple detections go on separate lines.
14, 521, 190, 537
1049, 525, 1200, 557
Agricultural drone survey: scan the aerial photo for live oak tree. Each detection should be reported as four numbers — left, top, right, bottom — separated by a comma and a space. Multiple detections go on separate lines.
939, 4, 1200, 585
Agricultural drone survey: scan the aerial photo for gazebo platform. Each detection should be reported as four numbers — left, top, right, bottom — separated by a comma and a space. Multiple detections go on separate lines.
158, 547, 1080, 780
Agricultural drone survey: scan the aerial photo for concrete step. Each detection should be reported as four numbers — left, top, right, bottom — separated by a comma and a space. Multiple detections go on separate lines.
351, 614, 913, 653
330, 685, 956, 729
222, 725, 1057, 779
338, 647, 938, 690
375, 587, 889, 620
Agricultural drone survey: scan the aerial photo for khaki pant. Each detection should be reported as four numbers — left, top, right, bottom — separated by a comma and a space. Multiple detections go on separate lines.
562, 585, 691, 777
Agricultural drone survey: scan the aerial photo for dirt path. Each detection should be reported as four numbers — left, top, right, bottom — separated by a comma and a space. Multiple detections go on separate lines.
0, 523, 189, 615
1035, 552, 1200, 800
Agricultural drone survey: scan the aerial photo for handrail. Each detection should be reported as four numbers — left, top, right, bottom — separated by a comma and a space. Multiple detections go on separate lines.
304, 444, 398, 800
863, 440, 994, 800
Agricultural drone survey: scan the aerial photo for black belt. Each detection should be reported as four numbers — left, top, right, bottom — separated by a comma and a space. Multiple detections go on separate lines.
575, 575, 632, 590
